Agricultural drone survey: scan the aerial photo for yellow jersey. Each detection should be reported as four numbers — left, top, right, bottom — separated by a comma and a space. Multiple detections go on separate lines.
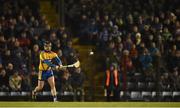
39, 50, 60, 71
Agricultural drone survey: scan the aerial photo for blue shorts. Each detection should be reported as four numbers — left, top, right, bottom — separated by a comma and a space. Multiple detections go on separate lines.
38, 70, 54, 81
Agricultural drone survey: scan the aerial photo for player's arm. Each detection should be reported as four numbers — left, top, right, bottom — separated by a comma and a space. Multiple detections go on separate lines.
53, 53, 62, 66
43, 59, 56, 67
53, 53, 66, 70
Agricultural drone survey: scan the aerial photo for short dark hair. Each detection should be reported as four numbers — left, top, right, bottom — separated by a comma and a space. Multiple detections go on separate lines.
44, 41, 51, 46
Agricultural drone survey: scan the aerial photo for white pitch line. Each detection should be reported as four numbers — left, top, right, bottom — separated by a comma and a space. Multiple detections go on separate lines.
0, 106, 180, 108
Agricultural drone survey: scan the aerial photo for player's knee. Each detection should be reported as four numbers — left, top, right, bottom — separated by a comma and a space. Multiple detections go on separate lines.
38, 85, 44, 90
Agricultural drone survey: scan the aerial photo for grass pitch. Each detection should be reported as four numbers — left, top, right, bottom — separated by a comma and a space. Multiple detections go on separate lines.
0, 102, 180, 107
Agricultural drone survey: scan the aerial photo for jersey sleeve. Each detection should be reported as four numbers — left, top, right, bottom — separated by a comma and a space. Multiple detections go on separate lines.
39, 52, 44, 61
53, 53, 62, 65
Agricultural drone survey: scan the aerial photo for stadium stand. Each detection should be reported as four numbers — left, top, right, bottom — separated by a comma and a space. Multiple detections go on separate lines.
0, 0, 84, 101
0, 0, 180, 102
63, 0, 180, 101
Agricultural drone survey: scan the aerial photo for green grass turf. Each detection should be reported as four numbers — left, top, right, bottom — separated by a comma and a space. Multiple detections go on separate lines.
0, 102, 180, 107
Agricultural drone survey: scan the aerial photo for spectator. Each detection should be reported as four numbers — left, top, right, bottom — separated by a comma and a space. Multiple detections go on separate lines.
18, 31, 31, 47
7, 36, 16, 51
104, 63, 120, 101
2, 49, 13, 66
98, 27, 109, 49
129, 44, 139, 72
31, 44, 40, 72
9, 71, 22, 91
61, 70, 73, 92
12, 40, 28, 74
0, 34, 7, 54
0, 68, 9, 91
0, 54, 2, 66
21, 74, 31, 91
71, 67, 85, 101
139, 48, 152, 72
57, 49, 67, 65
110, 25, 122, 42
63, 40, 77, 65
79, 15, 89, 42
60, 33, 70, 48
56, 26, 66, 38
105, 41, 118, 69
135, 33, 142, 46
88, 19, 98, 44
123, 35, 133, 51
121, 50, 133, 90
170, 67, 180, 90
173, 50, 180, 69
31, 35, 41, 47
139, 48, 154, 81
167, 47, 180, 71
162, 27, 172, 42
5, 63, 14, 77
149, 42, 160, 65
159, 73, 172, 91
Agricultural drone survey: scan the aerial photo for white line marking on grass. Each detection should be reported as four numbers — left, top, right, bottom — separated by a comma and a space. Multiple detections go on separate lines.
0, 106, 180, 108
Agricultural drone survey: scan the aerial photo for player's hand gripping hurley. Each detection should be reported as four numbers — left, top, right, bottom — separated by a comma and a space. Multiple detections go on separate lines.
59, 60, 80, 69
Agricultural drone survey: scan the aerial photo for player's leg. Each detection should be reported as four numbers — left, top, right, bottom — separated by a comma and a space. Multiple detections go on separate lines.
32, 77, 45, 100
47, 76, 57, 102
33, 80, 45, 93
32, 80, 44, 99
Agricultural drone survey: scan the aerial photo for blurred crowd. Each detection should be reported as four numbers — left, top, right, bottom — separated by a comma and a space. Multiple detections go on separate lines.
63, 0, 180, 100
0, 0, 180, 101
0, 0, 84, 95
